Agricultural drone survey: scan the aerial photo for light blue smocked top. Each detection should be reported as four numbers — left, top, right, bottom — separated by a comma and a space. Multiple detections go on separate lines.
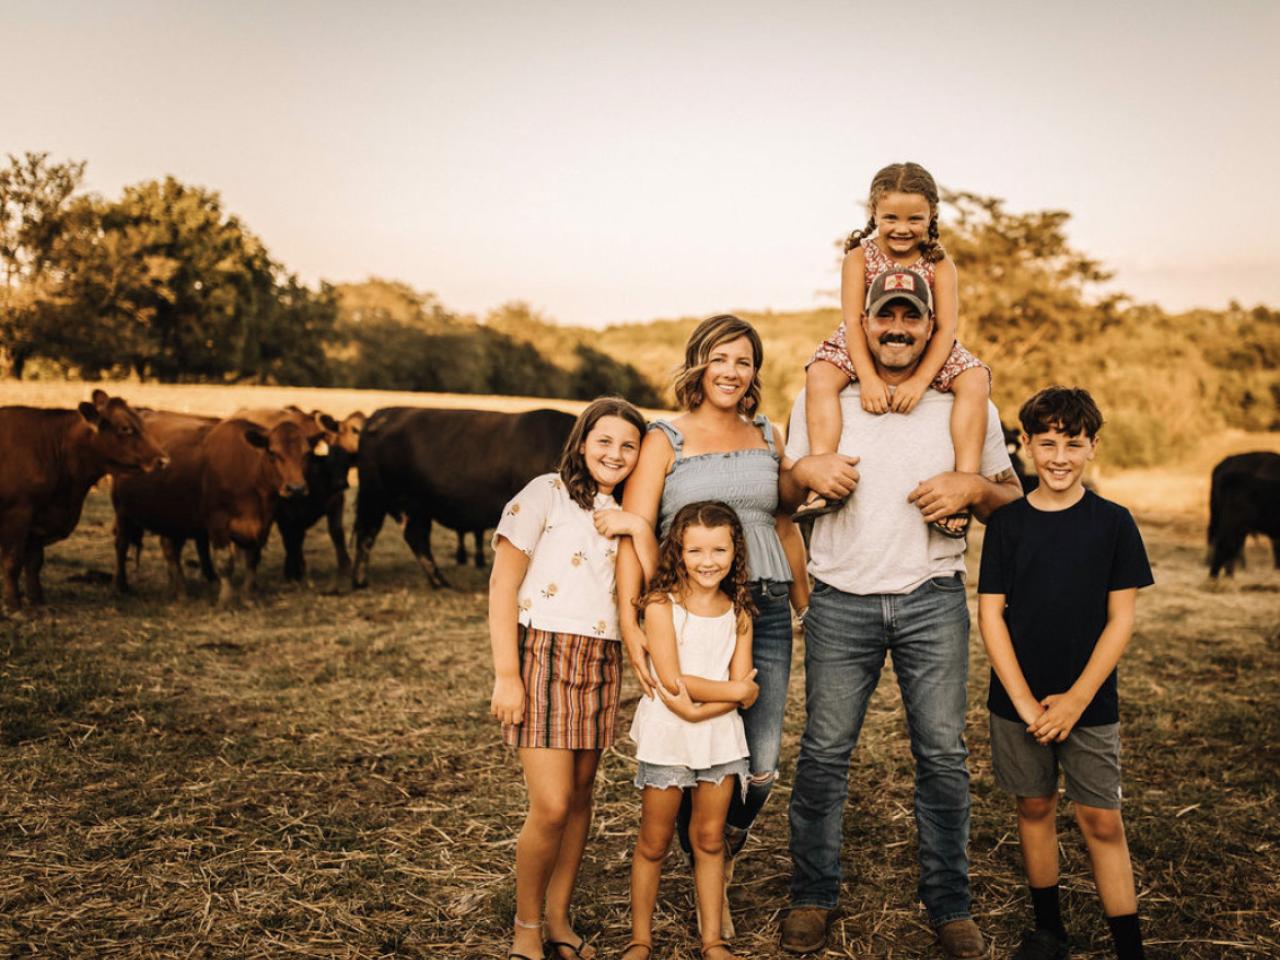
651, 416, 792, 585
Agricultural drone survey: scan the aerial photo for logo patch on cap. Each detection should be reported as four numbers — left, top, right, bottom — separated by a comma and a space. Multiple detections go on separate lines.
884, 272, 915, 291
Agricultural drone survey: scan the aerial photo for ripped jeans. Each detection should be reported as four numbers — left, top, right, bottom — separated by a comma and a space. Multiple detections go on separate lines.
678, 579, 794, 855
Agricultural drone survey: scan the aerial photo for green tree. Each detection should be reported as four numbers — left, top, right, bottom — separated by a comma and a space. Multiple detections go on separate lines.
0, 152, 87, 376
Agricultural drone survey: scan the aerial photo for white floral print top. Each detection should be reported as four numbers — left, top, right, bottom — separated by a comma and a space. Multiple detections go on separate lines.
493, 473, 622, 640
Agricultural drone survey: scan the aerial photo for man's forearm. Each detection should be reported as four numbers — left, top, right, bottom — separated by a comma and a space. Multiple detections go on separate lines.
971, 468, 1023, 521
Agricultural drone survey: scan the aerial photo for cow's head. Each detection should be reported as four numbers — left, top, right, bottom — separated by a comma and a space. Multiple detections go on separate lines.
79, 389, 170, 474
336, 411, 366, 454
244, 420, 310, 499
284, 405, 341, 457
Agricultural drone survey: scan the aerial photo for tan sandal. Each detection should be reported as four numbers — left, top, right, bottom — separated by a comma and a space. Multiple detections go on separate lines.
700, 942, 739, 960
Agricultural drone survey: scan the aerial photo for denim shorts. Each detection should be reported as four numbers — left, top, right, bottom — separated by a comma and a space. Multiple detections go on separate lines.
989, 714, 1123, 810
635, 758, 750, 799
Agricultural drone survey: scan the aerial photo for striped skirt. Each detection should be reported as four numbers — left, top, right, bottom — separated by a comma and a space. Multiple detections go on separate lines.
502, 626, 623, 750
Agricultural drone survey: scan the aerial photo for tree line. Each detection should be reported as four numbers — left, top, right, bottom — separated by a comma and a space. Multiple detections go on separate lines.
0, 153, 661, 405
3, 151, 1275, 465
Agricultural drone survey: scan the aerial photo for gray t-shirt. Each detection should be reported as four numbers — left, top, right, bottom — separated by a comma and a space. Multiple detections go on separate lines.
786, 385, 1012, 595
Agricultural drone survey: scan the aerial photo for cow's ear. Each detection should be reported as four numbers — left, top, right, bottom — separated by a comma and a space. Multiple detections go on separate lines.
244, 428, 270, 449
78, 401, 102, 427
91, 388, 110, 409
317, 412, 339, 433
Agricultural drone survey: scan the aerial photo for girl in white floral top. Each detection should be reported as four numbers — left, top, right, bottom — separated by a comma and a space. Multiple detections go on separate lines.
489, 396, 657, 960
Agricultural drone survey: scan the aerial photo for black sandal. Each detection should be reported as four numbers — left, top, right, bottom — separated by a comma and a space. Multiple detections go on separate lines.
545, 937, 593, 960
790, 494, 847, 523
929, 510, 971, 540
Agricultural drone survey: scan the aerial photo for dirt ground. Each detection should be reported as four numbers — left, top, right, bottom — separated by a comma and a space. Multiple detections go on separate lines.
1, 384, 1277, 958
1, 494, 1276, 959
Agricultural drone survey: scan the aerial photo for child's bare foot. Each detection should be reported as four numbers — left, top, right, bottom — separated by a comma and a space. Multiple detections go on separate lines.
509, 924, 544, 960
619, 942, 651, 960
700, 942, 739, 960
790, 491, 846, 523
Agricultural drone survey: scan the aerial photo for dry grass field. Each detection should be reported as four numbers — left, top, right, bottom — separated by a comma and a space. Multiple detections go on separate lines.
2, 382, 1278, 958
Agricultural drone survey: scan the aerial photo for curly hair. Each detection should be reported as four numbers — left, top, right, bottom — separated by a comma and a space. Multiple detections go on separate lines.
843, 161, 947, 264
670, 314, 764, 415
638, 501, 758, 619
557, 396, 648, 509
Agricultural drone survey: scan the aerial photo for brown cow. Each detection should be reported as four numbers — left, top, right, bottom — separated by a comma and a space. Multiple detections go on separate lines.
0, 390, 168, 611
112, 415, 311, 607
231, 408, 366, 582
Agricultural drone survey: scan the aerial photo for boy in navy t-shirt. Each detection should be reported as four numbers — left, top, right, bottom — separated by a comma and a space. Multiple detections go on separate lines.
978, 387, 1154, 960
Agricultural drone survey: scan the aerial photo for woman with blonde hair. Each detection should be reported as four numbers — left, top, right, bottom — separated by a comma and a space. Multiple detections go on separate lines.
616, 314, 808, 946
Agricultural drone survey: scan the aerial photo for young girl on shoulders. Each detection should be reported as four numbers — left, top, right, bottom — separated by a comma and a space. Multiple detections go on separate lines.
795, 161, 991, 537
489, 396, 657, 960
623, 501, 760, 960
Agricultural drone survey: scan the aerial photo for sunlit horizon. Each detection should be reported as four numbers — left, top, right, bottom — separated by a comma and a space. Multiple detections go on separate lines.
6, 0, 1278, 328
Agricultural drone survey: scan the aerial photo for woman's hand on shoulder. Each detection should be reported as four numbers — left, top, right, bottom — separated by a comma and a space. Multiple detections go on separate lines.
490, 675, 525, 726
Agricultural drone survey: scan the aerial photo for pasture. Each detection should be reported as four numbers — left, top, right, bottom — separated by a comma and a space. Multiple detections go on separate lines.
1, 382, 1278, 958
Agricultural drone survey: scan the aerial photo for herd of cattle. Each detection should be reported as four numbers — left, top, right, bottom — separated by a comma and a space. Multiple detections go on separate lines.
0, 390, 1277, 613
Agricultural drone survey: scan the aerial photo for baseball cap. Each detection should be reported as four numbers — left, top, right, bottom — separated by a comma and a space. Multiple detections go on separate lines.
865, 269, 933, 317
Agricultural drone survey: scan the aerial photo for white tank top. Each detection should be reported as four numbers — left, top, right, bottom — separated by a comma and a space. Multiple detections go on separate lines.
629, 600, 750, 769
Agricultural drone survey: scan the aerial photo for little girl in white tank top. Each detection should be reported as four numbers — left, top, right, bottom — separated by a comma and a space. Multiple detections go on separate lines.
622, 501, 758, 960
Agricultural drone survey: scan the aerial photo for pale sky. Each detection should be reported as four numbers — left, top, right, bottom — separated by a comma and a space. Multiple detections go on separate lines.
5, 0, 1278, 327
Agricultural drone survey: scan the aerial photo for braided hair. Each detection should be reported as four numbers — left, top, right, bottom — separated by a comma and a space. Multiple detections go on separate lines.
844, 161, 947, 263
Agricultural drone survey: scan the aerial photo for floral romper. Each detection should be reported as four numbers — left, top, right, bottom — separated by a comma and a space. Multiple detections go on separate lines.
807, 238, 989, 390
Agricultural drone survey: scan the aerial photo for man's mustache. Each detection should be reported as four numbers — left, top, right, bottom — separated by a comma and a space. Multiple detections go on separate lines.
879, 332, 915, 346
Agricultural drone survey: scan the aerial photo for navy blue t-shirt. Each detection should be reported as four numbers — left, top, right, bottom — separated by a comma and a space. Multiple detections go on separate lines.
978, 490, 1154, 727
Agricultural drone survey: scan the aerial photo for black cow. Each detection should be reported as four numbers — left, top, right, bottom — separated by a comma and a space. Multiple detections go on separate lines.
352, 407, 576, 588
1003, 423, 1038, 493
1207, 451, 1280, 578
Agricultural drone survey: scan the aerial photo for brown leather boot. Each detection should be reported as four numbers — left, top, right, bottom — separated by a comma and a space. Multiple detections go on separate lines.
780, 906, 831, 955
936, 918, 986, 958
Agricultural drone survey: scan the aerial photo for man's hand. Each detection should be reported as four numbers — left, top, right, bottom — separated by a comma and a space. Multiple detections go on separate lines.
796, 454, 861, 502
907, 472, 980, 523
1027, 692, 1087, 744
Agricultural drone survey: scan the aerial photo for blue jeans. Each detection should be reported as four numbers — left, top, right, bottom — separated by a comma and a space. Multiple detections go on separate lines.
678, 580, 793, 853
788, 574, 972, 924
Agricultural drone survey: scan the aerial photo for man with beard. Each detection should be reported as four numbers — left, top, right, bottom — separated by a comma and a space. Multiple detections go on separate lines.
778, 269, 1023, 958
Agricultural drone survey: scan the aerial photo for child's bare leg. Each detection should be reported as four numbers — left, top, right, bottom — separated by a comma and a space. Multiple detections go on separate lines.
932, 366, 990, 534
1075, 804, 1138, 915
1076, 804, 1145, 957
795, 361, 851, 515
544, 749, 602, 959
514, 748, 576, 958
1016, 794, 1060, 887
1017, 794, 1069, 941
628, 786, 683, 956
690, 776, 738, 956
949, 367, 990, 475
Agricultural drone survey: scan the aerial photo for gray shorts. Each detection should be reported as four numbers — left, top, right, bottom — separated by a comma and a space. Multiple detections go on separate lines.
989, 714, 1123, 810
635, 758, 750, 800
